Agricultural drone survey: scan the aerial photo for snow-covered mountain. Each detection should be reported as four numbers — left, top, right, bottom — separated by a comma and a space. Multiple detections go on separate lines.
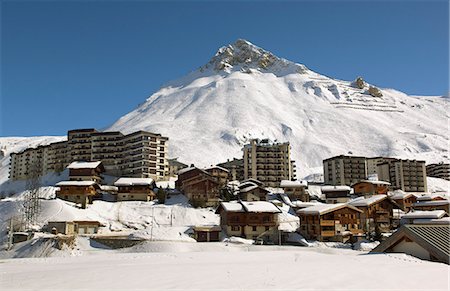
108, 39, 449, 178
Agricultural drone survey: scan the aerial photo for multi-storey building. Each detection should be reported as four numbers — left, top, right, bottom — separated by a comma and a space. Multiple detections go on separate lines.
243, 139, 293, 188
68, 128, 98, 162
426, 163, 450, 181
47, 141, 70, 172
9, 129, 169, 181
91, 131, 124, 176
120, 131, 169, 180
323, 155, 367, 186
377, 159, 427, 192
366, 157, 397, 177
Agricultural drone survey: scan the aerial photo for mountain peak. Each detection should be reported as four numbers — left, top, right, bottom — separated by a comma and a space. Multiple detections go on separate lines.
202, 39, 308, 75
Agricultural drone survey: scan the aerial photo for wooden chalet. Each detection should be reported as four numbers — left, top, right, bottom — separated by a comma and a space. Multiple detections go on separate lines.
371, 224, 450, 264
351, 180, 391, 197
400, 210, 449, 225
114, 178, 156, 202
280, 180, 309, 202
297, 203, 363, 242
55, 180, 100, 208
322, 185, 352, 204
215, 201, 281, 242
349, 195, 400, 233
238, 181, 269, 201
205, 166, 229, 187
389, 191, 418, 212
67, 161, 105, 183
176, 167, 221, 206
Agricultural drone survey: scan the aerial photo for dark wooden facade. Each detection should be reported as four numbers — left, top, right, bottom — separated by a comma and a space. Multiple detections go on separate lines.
298, 205, 363, 242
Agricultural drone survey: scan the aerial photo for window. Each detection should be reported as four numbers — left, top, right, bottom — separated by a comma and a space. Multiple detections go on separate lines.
231, 226, 240, 231
252, 226, 257, 231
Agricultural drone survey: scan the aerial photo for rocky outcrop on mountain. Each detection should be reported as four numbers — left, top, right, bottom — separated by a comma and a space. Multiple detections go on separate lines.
368, 86, 383, 97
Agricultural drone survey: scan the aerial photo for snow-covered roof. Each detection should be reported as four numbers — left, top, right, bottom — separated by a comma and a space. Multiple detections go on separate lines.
114, 177, 154, 186
238, 181, 258, 189
349, 195, 387, 207
56, 181, 97, 187
412, 217, 450, 225
416, 194, 445, 201
239, 185, 259, 193
352, 180, 391, 186
219, 201, 245, 212
241, 201, 281, 213
413, 200, 450, 207
321, 185, 351, 192
389, 190, 414, 200
297, 203, 362, 215
401, 210, 447, 220
280, 180, 307, 188
67, 161, 102, 169
178, 167, 196, 175
206, 165, 229, 172
100, 185, 118, 192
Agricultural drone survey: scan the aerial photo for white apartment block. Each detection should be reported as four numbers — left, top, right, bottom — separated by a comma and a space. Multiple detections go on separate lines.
243, 139, 293, 188
9, 129, 169, 181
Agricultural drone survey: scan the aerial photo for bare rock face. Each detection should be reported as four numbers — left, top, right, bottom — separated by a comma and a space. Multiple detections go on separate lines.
204, 39, 308, 75
354, 77, 366, 89
368, 86, 383, 97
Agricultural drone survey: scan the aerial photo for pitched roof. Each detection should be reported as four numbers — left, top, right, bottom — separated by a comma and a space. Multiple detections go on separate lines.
217, 201, 245, 212
216, 201, 281, 213
371, 224, 450, 264
401, 210, 448, 220
280, 180, 307, 188
351, 180, 391, 186
241, 201, 281, 213
321, 185, 351, 192
56, 181, 98, 187
413, 200, 450, 207
297, 203, 362, 215
114, 177, 154, 186
205, 166, 229, 172
349, 195, 387, 207
67, 161, 103, 169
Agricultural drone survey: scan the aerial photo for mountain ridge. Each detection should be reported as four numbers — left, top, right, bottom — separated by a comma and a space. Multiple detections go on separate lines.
108, 39, 449, 177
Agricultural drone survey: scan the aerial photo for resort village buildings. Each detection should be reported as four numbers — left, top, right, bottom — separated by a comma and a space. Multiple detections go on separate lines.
9, 128, 169, 181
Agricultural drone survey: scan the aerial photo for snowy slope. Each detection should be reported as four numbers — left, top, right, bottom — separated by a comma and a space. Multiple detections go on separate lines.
108, 39, 449, 178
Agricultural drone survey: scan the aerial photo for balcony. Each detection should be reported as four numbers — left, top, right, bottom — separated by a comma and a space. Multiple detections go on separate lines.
321, 230, 335, 237
320, 220, 335, 226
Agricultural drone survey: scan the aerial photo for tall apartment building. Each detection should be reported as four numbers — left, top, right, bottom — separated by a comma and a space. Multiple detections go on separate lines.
91, 131, 124, 176
377, 159, 427, 192
9, 129, 169, 181
426, 163, 450, 181
323, 155, 367, 186
120, 131, 169, 180
47, 141, 70, 172
243, 139, 293, 188
366, 157, 397, 177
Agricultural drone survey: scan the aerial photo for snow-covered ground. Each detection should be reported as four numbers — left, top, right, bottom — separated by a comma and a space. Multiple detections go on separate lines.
1, 243, 448, 290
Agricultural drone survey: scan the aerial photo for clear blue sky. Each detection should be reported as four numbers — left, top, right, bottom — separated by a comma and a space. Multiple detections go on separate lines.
1, 0, 448, 137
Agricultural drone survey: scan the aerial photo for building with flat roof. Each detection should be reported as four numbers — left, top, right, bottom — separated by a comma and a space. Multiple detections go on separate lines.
377, 159, 427, 192
243, 139, 293, 188
323, 155, 367, 186
426, 162, 450, 181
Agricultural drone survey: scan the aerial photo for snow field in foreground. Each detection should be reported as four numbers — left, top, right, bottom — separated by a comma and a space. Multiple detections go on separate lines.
1, 246, 449, 290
